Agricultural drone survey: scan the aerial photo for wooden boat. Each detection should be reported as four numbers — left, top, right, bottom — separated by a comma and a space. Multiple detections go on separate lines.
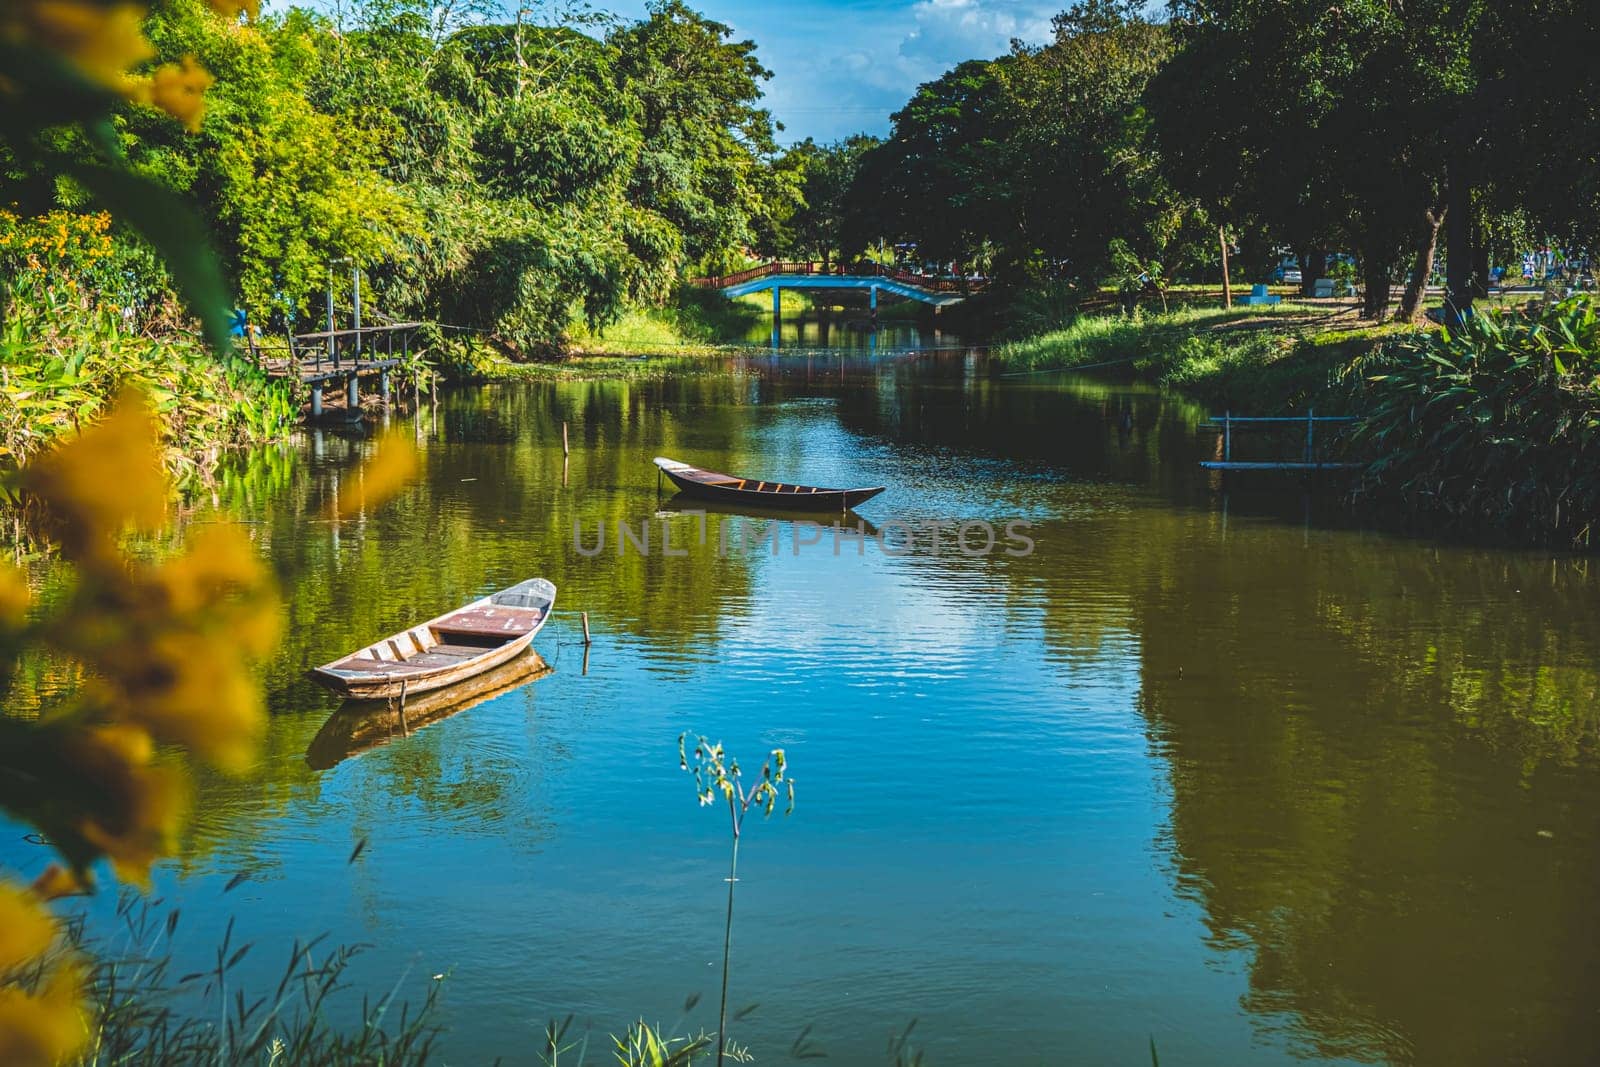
306, 651, 553, 770
653, 457, 885, 511
308, 578, 555, 700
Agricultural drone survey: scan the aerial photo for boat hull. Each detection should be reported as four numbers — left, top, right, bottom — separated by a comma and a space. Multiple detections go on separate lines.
309, 578, 556, 700
309, 629, 539, 700
656, 458, 884, 511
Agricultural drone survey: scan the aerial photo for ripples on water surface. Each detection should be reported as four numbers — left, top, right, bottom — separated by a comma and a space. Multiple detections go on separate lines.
5, 334, 1600, 1065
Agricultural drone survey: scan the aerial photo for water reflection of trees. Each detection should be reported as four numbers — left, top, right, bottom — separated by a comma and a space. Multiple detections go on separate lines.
1129, 523, 1600, 1064
83, 369, 1600, 1062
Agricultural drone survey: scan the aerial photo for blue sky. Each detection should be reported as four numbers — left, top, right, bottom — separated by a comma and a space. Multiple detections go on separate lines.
600, 0, 1060, 143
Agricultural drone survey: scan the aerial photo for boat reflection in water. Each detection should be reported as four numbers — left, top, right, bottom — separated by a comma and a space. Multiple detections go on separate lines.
655, 494, 880, 536
305, 650, 553, 770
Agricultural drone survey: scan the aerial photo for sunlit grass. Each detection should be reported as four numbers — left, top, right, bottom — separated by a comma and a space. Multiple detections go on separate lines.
995, 303, 1402, 412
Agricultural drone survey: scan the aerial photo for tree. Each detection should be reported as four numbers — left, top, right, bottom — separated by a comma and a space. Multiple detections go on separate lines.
844, 2, 1208, 295
609, 0, 785, 271
767, 135, 879, 267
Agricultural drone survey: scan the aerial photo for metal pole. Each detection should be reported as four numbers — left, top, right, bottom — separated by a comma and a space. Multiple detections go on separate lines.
326, 267, 336, 367
1224, 411, 1232, 463
1305, 407, 1315, 464
352, 266, 362, 363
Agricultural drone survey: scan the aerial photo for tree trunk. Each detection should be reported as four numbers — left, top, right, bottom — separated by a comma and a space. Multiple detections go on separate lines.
1219, 225, 1232, 308
1397, 201, 1446, 323
1445, 151, 1474, 320
1300, 250, 1328, 297
1362, 260, 1393, 320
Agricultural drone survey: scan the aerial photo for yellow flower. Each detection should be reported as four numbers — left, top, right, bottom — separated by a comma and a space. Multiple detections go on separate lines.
0, 564, 30, 629
67, 726, 188, 885
7, 2, 154, 90
144, 56, 213, 132
0, 956, 87, 1067
333, 432, 418, 519
21, 390, 167, 564
0, 881, 57, 974
117, 631, 265, 772
206, 0, 259, 19
29, 866, 88, 902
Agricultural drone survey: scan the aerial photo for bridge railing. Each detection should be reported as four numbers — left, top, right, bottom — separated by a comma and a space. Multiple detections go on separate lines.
689, 260, 989, 294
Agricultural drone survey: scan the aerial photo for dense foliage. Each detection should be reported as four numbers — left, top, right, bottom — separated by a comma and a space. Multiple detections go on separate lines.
1, 0, 794, 352
841, 0, 1600, 322
843, 2, 1210, 295
0, 210, 296, 482
1346, 296, 1600, 541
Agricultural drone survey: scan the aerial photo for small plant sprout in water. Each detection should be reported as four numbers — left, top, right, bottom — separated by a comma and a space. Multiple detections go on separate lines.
678, 734, 795, 1067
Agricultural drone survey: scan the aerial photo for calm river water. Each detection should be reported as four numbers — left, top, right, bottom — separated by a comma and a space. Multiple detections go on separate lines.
6, 321, 1600, 1064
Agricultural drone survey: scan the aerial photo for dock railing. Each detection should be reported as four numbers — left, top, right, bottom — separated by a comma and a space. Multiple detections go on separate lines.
1200, 410, 1364, 471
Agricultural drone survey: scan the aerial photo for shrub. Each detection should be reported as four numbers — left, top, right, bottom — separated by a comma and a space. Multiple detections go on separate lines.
1344, 295, 1600, 543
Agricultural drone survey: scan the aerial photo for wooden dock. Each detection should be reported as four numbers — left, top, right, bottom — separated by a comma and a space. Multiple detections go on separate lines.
251, 321, 424, 419
1200, 411, 1365, 472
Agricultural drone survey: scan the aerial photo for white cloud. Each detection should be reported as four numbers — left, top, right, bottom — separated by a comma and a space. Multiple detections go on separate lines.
899, 0, 1056, 71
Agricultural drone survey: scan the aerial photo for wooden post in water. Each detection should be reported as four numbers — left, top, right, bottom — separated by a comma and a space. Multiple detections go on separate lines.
398, 678, 408, 736
1305, 407, 1315, 464
562, 421, 570, 456
581, 611, 592, 645
1223, 410, 1232, 463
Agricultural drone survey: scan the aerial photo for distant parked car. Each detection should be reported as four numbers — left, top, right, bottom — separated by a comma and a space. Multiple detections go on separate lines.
1269, 265, 1302, 285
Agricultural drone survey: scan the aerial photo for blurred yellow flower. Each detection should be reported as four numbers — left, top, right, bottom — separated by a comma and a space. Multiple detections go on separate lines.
150, 523, 268, 618
117, 631, 265, 772
21, 391, 167, 563
68, 726, 188, 885
0, 564, 30, 629
29, 865, 89, 902
7, 2, 154, 90
206, 0, 259, 19
144, 56, 212, 132
333, 432, 418, 519
0, 881, 56, 974
0, 955, 87, 1067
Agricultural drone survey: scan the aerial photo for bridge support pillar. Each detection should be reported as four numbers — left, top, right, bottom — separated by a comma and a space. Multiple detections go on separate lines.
870, 285, 878, 325
346, 372, 359, 411
381, 369, 391, 405
771, 285, 781, 349
311, 381, 323, 418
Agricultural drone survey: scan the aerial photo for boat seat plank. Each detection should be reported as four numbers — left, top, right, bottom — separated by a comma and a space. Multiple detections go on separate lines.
330, 658, 440, 675
429, 643, 503, 658
433, 606, 542, 637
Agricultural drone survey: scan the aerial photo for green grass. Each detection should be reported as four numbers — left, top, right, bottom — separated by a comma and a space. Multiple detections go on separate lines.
994, 303, 1410, 413
471, 352, 754, 382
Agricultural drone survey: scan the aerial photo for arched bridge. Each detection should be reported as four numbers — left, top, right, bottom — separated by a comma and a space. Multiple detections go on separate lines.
689, 261, 987, 310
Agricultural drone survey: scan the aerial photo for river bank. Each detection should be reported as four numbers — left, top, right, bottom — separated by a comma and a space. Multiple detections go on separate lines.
994, 293, 1600, 547
991, 301, 1408, 414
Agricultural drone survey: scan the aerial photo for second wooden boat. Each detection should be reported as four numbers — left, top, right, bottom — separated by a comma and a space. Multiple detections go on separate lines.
653, 457, 885, 511
308, 578, 555, 700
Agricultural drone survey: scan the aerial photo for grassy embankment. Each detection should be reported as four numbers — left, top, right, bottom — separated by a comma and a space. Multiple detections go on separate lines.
464, 285, 926, 380
995, 299, 1419, 413
1000, 289, 1600, 547
992, 288, 1546, 413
